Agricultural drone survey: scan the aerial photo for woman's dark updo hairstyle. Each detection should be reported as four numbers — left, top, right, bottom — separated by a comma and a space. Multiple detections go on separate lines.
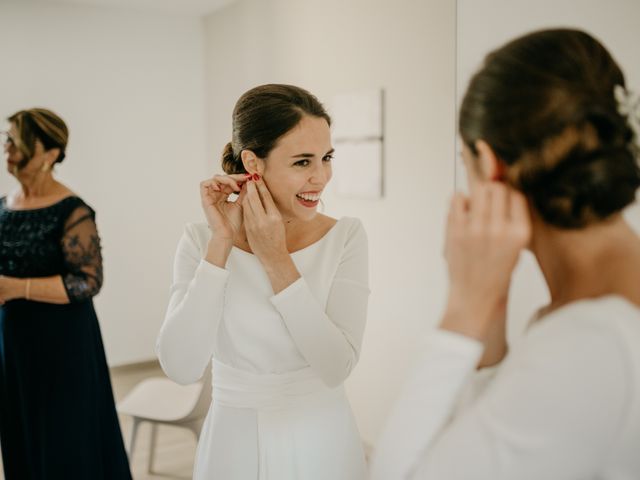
221, 84, 331, 175
460, 28, 640, 228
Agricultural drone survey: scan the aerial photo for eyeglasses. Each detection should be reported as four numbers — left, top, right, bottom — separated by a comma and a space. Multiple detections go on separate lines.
0, 131, 16, 147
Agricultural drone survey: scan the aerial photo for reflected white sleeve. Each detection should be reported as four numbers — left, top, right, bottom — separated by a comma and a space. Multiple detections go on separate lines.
371, 315, 630, 480
270, 220, 370, 387
156, 225, 229, 385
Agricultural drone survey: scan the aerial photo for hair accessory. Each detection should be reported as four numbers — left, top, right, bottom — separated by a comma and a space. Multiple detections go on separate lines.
614, 85, 640, 148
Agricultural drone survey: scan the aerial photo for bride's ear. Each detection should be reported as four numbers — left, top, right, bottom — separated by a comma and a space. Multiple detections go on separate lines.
475, 140, 505, 181
241, 150, 264, 175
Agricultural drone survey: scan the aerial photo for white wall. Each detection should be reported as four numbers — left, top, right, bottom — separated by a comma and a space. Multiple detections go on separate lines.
203, 0, 456, 445
0, 2, 208, 365
457, 0, 640, 339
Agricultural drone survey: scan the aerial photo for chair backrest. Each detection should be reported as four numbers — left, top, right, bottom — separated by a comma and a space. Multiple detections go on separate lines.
182, 361, 213, 422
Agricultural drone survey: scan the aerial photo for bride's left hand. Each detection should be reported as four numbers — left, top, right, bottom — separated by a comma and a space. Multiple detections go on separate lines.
441, 182, 531, 340
242, 176, 288, 263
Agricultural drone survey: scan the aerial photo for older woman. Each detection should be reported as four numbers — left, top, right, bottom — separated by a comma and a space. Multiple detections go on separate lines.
0, 108, 131, 479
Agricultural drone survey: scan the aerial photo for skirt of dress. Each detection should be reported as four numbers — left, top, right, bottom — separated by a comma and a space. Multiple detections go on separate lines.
192, 360, 367, 480
0, 299, 132, 480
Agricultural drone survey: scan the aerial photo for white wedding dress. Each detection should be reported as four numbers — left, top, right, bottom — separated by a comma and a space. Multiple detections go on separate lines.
157, 217, 369, 479
370, 296, 640, 480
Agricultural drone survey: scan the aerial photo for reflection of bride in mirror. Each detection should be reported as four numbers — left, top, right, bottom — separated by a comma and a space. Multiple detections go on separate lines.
0, 109, 131, 479
157, 85, 369, 479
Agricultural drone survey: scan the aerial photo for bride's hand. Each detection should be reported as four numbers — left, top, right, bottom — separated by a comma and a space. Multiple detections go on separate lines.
242, 176, 288, 261
442, 182, 531, 340
200, 173, 250, 241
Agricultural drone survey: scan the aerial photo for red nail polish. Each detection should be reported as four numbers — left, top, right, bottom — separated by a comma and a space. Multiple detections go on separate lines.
244, 173, 252, 177
253, 174, 260, 181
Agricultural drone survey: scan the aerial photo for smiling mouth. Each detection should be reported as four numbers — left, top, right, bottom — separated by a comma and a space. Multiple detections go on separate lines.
296, 192, 321, 208
296, 192, 321, 202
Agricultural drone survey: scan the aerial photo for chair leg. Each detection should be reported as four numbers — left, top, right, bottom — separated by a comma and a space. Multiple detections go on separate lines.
193, 420, 202, 438
128, 417, 141, 462
187, 420, 202, 439
148, 423, 158, 474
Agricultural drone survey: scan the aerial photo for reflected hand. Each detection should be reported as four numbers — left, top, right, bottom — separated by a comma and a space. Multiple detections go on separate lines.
242, 177, 288, 262
200, 173, 250, 241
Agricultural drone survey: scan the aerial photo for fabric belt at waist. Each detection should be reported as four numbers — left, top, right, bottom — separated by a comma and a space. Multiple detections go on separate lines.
211, 359, 339, 411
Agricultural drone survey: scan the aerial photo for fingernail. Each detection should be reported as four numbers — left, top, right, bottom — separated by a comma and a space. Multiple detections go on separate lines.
253, 174, 260, 181
244, 173, 252, 177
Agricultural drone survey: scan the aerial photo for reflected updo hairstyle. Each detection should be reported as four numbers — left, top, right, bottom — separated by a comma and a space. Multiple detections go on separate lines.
8, 108, 69, 164
460, 29, 640, 228
221, 84, 331, 174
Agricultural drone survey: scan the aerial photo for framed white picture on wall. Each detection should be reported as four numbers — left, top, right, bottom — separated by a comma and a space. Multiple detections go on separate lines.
330, 88, 384, 199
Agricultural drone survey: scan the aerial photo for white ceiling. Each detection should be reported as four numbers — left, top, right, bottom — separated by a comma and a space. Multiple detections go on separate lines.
14, 0, 238, 16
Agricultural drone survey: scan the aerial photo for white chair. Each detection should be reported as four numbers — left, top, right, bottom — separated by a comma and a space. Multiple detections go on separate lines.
117, 364, 212, 473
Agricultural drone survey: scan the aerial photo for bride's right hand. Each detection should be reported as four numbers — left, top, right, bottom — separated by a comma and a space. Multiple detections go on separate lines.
200, 173, 251, 241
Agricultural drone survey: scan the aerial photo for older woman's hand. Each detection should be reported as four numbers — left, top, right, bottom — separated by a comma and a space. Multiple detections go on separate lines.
0, 276, 26, 305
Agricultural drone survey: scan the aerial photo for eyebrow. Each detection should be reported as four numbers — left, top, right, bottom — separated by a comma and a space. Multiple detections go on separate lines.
291, 148, 335, 159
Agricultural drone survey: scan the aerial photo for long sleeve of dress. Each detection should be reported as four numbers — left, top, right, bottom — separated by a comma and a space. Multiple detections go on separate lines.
156, 225, 230, 385
269, 220, 370, 388
61, 205, 103, 302
370, 305, 633, 480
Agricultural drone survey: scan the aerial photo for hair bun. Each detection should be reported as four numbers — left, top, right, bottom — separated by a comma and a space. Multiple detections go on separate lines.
526, 145, 640, 228
459, 29, 640, 229
221, 142, 244, 174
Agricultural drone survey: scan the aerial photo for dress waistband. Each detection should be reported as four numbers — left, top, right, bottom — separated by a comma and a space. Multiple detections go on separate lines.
211, 360, 338, 411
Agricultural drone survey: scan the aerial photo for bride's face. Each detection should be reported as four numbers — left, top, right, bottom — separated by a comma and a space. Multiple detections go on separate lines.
259, 115, 334, 222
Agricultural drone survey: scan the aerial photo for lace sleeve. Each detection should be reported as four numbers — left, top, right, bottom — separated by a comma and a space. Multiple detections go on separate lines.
60, 205, 104, 302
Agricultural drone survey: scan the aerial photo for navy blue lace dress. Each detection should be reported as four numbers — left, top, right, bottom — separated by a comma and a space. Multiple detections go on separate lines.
0, 196, 132, 479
